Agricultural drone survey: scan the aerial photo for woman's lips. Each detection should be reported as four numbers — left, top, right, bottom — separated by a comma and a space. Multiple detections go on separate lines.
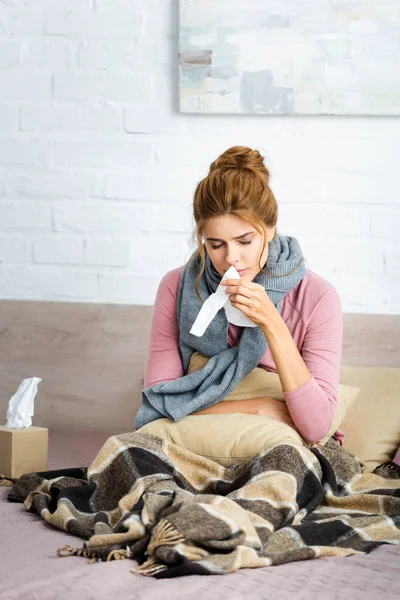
236, 269, 248, 275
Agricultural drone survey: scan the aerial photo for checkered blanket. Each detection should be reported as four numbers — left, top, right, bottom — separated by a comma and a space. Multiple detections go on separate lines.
5, 433, 400, 577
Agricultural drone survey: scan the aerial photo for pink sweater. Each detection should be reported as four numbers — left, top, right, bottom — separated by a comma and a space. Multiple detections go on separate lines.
144, 266, 344, 445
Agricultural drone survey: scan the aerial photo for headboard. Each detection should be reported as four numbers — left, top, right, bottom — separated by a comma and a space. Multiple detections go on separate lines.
0, 300, 399, 435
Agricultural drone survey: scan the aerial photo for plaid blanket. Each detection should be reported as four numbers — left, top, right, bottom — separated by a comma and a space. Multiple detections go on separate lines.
4, 433, 400, 578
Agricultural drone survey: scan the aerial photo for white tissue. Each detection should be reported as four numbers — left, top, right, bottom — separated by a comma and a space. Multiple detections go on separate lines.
190, 266, 257, 337
4, 377, 42, 428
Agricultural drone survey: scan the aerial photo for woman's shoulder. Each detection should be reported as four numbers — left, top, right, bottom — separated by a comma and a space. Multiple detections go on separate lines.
285, 269, 341, 321
157, 265, 185, 299
302, 269, 339, 298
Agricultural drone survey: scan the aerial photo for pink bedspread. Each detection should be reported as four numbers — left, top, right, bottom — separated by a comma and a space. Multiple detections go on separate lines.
1, 430, 399, 600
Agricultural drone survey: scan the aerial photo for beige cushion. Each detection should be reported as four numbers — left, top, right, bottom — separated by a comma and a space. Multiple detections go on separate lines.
139, 413, 304, 467
340, 366, 400, 472
138, 352, 359, 466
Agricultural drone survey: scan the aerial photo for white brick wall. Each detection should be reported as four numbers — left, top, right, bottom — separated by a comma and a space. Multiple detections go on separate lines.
0, 0, 399, 312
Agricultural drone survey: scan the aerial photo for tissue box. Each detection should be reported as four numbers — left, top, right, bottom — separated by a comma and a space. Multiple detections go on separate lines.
0, 426, 48, 479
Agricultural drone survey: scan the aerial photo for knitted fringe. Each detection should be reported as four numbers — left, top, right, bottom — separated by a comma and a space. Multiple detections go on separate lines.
106, 548, 131, 562
132, 519, 184, 576
57, 544, 131, 564
0, 475, 14, 487
57, 545, 92, 559
133, 557, 168, 577
146, 519, 184, 558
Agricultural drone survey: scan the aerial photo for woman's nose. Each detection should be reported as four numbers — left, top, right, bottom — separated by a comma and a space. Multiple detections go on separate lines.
225, 246, 241, 265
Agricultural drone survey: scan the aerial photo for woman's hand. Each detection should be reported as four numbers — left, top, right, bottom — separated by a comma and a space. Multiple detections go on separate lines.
252, 397, 296, 428
193, 397, 296, 429
221, 277, 313, 394
192, 399, 254, 416
220, 279, 280, 332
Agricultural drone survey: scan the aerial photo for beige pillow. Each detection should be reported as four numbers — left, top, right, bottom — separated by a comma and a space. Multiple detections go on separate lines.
139, 413, 305, 467
138, 352, 359, 466
340, 366, 400, 472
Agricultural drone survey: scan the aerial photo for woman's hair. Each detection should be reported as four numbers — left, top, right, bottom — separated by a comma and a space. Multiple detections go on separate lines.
192, 146, 278, 301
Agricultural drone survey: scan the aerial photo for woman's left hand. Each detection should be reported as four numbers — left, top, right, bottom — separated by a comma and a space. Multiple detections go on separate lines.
220, 279, 280, 331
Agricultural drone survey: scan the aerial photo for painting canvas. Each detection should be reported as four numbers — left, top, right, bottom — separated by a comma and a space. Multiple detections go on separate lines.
179, 1, 400, 115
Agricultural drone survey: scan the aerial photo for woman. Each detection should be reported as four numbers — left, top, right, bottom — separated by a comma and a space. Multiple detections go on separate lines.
136, 145, 345, 447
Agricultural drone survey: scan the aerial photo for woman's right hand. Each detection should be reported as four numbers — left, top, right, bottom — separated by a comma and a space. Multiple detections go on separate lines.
193, 396, 296, 429
252, 397, 296, 429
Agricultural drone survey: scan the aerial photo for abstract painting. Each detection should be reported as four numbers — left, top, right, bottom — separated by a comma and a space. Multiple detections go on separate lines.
179, 1, 400, 115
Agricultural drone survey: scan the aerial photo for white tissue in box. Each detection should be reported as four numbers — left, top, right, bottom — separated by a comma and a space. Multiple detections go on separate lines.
4, 377, 42, 429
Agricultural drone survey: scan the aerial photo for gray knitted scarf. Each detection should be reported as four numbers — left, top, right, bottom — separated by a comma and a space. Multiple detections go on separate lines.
135, 235, 306, 430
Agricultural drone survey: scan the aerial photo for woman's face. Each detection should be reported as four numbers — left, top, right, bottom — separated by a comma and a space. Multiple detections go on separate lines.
202, 214, 273, 282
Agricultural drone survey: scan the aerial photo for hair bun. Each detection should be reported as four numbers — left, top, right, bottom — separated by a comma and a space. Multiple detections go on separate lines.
209, 146, 269, 181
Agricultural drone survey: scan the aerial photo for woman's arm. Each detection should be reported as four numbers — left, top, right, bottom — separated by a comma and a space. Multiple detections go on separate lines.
144, 268, 184, 388
263, 289, 343, 443
262, 319, 312, 392
221, 278, 343, 444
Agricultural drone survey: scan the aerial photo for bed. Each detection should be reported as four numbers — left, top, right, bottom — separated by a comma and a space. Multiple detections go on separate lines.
0, 301, 399, 599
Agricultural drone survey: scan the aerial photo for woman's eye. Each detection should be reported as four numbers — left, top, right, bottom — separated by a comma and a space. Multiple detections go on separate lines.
211, 240, 252, 250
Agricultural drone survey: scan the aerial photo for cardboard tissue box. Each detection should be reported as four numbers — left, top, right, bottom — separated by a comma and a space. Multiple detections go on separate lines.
0, 425, 48, 479
1, 377, 48, 479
